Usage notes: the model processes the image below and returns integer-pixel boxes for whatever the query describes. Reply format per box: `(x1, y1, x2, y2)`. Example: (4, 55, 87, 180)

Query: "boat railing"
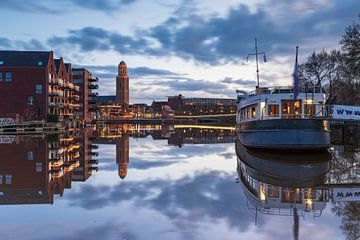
(246, 86, 323, 96)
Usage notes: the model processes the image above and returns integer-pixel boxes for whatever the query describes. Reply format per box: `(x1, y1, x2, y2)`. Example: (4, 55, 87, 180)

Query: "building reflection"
(94, 124, 237, 180)
(0, 130, 98, 205)
(235, 138, 360, 240)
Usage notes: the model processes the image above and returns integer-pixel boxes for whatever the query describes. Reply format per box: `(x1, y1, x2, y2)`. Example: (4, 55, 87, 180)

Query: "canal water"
(0, 125, 359, 240)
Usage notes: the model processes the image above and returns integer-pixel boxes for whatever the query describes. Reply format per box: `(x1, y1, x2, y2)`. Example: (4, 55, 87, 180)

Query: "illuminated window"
(0, 175, 2, 184)
(268, 104, 279, 116)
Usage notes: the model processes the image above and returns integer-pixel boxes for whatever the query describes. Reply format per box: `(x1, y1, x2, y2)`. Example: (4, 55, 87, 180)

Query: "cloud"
(65, 170, 254, 233)
(0, 37, 47, 50)
(42, 0, 360, 65)
(0, 0, 138, 14)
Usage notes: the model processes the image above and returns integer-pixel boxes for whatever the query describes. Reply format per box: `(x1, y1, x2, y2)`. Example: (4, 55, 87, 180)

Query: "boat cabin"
(236, 86, 326, 122)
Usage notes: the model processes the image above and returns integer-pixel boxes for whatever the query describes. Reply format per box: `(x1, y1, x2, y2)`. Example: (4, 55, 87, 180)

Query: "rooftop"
(0, 50, 51, 68)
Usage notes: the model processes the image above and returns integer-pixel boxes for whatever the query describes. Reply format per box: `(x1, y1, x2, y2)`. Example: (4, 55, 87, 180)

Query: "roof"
(0, 50, 51, 68)
(64, 63, 71, 71)
(119, 60, 126, 65)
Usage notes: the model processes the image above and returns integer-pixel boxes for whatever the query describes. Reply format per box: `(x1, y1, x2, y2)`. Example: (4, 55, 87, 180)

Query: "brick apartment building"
(72, 68, 99, 123)
(0, 51, 97, 124)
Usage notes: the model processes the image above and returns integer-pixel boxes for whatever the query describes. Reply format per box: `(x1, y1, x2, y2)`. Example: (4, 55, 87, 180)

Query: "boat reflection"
(236, 138, 360, 240)
(0, 129, 98, 205)
(236, 139, 331, 218)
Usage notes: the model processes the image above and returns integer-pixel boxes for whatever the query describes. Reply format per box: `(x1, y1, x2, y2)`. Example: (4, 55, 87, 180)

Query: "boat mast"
(247, 38, 267, 88)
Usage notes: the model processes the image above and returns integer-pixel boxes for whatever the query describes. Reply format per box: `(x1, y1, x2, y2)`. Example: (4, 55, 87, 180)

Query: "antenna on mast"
(247, 38, 267, 88)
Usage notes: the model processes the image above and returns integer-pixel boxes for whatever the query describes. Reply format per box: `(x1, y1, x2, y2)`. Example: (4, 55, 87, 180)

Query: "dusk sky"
(1, 0, 359, 103)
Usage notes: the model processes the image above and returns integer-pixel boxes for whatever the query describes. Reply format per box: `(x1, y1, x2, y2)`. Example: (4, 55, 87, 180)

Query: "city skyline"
(0, 0, 359, 103)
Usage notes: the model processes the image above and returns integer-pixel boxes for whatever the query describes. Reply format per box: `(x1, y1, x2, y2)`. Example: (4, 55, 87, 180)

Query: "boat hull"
(236, 119, 330, 150)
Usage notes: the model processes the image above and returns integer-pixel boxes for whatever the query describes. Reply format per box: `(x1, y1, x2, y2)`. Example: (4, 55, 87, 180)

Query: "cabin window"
(268, 104, 279, 116)
(281, 188, 302, 203)
(268, 185, 280, 198)
(251, 107, 256, 118)
(281, 100, 302, 119)
(304, 104, 315, 117)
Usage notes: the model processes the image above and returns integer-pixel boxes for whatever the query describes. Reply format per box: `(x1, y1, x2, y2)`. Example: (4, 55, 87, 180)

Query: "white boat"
(236, 85, 331, 149)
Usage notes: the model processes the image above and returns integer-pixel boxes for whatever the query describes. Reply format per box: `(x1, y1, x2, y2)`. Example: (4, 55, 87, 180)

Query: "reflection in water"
(0, 129, 98, 204)
(0, 125, 359, 240)
(94, 124, 237, 179)
(235, 138, 360, 240)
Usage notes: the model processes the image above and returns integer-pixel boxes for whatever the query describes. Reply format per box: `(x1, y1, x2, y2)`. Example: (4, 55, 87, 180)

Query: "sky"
(0, 0, 359, 103)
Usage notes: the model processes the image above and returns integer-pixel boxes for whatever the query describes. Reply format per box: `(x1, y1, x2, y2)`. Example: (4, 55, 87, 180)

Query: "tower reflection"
(0, 130, 98, 205)
(94, 124, 237, 180)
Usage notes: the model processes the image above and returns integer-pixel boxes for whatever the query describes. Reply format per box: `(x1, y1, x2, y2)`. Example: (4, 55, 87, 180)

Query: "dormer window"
(38, 61, 43, 66)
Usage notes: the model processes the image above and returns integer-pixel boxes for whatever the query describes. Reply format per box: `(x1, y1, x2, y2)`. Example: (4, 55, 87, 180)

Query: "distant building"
(72, 68, 99, 123)
(0, 51, 101, 124)
(167, 95, 237, 116)
(116, 61, 129, 108)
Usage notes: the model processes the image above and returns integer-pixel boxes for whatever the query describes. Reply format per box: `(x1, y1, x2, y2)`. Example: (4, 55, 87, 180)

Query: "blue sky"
(0, 0, 359, 103)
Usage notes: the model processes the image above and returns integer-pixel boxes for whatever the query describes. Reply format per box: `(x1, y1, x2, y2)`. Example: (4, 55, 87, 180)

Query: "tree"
(299, 50, 344, 92)
(340, 16, 360, 81)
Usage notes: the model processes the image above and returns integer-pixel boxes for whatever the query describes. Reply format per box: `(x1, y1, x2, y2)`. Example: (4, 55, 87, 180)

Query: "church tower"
(116, 61, 129, 107)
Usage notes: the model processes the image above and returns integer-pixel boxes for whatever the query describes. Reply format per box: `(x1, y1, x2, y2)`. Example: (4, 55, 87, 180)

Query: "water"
(0, 125, 359, 240)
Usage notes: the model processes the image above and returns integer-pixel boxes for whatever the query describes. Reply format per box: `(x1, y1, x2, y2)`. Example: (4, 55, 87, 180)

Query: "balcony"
(49, 102, 60, 108)
(88, 99, 97, 105)
(89, 144, 99, 149)
(89, 77, 99, 82)
(49, 79, 58, 85)
(49, 90, 64, 97)
(90, 152, 99, 157)
(89, 159, 99, 164)
(89, 84, 98, 89)
(69, 95, 80, 100)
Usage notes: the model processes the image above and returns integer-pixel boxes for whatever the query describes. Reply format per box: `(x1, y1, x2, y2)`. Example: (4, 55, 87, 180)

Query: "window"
(38, 61, 43, 66)
(72, 70, 83, 76)
(73, 79, 83, 84)
(5, 72, 12, 82)
(27, 96, 34, 106)
(5, 175, 12, 185)
(0, 72, 2, 82)
(0, 175, 2, 184)
(27, 151, 34, 160)
(36, 84, 43, 94)
(0, 60, 3, 65)
(26, 96, 34, 106)
(36, 162, 43, 172)
(268, 104, 279, 116)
